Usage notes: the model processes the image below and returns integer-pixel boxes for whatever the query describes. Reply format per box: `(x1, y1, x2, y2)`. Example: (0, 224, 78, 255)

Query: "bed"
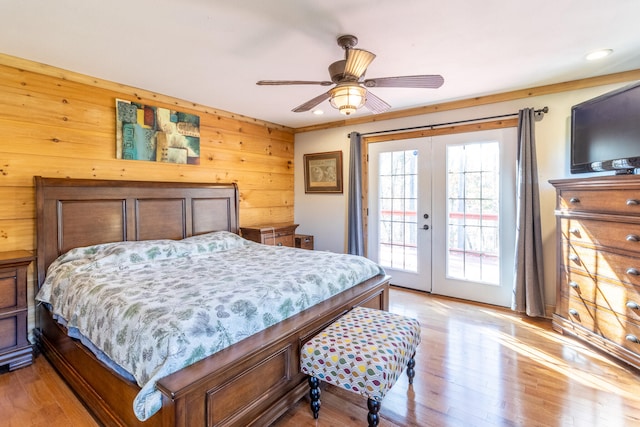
(34, 176, 390, 427)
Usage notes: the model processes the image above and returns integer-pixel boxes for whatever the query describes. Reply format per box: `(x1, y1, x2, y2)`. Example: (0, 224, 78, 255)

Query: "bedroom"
(1, 0, 640, 426)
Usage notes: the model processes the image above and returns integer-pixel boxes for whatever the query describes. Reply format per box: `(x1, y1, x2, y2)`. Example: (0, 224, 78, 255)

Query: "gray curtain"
(512, 108, 546, 317)
(347, 132, 364, 255)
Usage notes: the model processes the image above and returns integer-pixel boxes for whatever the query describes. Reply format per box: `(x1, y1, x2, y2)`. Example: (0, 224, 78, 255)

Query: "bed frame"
(34, 176, 390, 427)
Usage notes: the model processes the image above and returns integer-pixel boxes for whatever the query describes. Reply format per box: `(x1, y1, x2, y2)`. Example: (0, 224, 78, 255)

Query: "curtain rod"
(350, 106, 549, 138)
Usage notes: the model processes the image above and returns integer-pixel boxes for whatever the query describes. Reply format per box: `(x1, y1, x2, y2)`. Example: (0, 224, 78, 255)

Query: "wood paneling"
(0, 58, 295, 231)
(0, 54, 295, 334)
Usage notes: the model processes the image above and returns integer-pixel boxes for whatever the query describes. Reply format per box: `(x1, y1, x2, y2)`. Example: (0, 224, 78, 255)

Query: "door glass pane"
(446, 142, 500, 284)
(378, 150, 418, 272)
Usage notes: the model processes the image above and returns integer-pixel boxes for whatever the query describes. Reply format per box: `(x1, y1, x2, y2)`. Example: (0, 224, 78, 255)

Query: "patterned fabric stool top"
(300, 306, 421, 401)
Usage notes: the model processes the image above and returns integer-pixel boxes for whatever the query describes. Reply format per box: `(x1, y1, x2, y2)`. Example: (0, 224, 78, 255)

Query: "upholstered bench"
(300, 306, 421, 427)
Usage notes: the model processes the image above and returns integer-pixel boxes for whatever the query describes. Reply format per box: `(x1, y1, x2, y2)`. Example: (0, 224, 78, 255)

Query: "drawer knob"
(627, 199, 640, 206)
(569, 197, 580, 204)
(626, 268, 640, 276)
(625, 334, 640, 344)
(568, 308, 579, 317)
(277, 242, 283, 246)
(626, 234, 640, 242)
(568, 281, 579, 289)
(568, 254, 579, 262)
(626, 301, 640, 310)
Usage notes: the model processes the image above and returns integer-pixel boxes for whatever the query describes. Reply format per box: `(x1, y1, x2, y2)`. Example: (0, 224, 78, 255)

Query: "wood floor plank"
(1, 287, 640, 426)
(2, 355, 99, 426)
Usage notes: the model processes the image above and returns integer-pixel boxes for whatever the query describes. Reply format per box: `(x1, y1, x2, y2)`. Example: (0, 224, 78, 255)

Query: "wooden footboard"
(37, 274, 390, 427)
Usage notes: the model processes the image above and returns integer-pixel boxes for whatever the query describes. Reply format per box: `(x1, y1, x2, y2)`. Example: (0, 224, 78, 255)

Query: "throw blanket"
(36, 231, 384, 420)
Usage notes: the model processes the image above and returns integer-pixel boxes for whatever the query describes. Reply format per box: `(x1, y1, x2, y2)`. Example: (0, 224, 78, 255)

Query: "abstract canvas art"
(116, 99, 200, 165)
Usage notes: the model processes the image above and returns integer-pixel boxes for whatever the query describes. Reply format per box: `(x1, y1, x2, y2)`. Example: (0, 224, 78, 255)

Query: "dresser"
(240, 224, 299, 247)
(551, 175, 640, 369)
(0, 250, 34, 371)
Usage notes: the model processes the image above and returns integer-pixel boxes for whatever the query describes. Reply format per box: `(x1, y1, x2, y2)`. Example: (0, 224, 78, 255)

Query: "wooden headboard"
(35, 176, 239, 288)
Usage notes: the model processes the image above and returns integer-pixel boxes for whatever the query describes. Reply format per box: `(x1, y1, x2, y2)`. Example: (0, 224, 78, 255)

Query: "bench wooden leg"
(407, 353, 416, 384)
(308, 376, 321, 419)
(367, 398, 381, 427)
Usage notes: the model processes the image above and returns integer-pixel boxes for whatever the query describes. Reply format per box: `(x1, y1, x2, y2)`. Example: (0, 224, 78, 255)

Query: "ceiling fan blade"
(364, 75, 444, 88)
(344, 49, 376, 79)
(257, 80, 333, 86)
(292, 91, 331, 113)
(365, 90, 391, 114)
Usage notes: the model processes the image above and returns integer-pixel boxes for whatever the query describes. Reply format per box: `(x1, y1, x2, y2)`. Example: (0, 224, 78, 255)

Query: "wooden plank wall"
(0, 54, 295, 333)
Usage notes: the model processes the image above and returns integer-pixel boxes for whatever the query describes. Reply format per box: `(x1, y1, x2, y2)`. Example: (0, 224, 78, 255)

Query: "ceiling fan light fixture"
(329, 84, 366, 115)
(257, 35, 444, 115)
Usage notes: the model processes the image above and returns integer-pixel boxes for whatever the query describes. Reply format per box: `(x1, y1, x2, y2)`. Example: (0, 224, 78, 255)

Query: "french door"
(368, 128, 517, 307)
(368, 140, 432, 292)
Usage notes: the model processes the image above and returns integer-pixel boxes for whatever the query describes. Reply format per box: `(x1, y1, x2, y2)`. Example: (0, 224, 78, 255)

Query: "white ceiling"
(2, 0, 640, 129)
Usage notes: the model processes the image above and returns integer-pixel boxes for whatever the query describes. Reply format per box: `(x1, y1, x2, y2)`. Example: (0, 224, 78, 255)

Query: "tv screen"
(571, 81, 640, 174)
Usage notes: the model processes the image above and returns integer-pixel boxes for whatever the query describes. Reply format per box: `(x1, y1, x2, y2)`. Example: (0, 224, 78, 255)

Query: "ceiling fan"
(256, 34, 444, 116)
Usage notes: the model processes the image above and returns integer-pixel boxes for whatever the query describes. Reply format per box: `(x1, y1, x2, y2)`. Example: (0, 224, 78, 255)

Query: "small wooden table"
(294, 234, 314, 250)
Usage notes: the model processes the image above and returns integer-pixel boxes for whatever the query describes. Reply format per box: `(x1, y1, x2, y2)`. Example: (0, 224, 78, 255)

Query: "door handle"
(423, 224, 430, 230)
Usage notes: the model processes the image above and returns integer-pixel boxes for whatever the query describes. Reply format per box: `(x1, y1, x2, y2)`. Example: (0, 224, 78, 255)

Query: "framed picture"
(304, 151, 343, 193)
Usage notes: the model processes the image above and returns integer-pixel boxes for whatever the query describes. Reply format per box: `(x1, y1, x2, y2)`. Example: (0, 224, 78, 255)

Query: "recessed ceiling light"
(586, 49, 613, 61)
(312, 109, 324, 115)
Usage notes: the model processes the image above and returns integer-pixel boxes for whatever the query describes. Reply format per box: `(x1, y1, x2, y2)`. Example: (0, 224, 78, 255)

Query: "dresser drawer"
(269, 228, 296, 239)
(619, 318, 640, 354)
(0, 272, 18, 311)
(564, 297, 597, 332)
(562, 268, 640, 321)
(558, 188, 640, 215)
(0, 312, 28, 352)
(560, 268, 598, 305)
(562, 243, 640, 287)
(565, 297, 627, 346)
(561, 217, 640, 254)
(263, 234, 294, 247)
(566, 300, 640, 354)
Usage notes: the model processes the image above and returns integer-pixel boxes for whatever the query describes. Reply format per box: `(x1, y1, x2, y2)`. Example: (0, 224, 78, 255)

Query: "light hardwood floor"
(2, 287, 640, 426)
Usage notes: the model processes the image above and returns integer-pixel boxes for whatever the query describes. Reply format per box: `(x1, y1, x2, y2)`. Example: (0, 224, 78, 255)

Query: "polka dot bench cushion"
(300, 306, 421, 401)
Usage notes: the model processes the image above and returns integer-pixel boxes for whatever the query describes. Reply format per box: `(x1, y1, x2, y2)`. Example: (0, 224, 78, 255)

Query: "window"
(447, 142, 500, 284)
(378, 150, 418, 271)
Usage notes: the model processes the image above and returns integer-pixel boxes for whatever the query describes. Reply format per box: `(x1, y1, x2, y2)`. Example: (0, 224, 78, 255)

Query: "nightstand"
(240, 224, 299, 247)
(295, 234, 314, 250)
(0, 250, 34, 372)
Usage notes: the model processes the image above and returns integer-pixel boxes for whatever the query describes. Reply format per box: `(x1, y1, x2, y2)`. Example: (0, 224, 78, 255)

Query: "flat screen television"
(571, 81, 640, 174)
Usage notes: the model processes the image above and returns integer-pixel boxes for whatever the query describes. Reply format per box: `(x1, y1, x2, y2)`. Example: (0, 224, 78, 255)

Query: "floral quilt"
(36, 231, 384, 421)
